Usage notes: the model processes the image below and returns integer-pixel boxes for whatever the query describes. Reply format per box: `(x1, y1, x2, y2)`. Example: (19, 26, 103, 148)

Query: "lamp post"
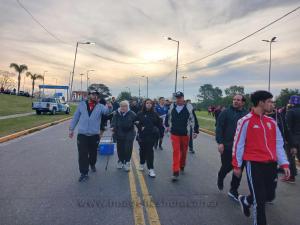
(70, 41, 95, 99)
(182, 75, 188, 93)
(142, 75, 149, 98)
(166, 36, 180, 93)
(262, 37, 277, 92)
(86, 69, 94, 91)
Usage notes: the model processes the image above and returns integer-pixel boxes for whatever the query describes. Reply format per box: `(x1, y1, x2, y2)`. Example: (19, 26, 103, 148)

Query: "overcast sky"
(1, 0, 300, 100)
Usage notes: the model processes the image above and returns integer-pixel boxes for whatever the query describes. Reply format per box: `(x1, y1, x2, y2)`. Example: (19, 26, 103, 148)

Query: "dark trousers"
(286, 146, 298, 178)
(116, 137, 134, 163)
(77, 134, 100, 175)
(189, 126, 193, 150)
(218, 149, 242, 191)
(139, 137, 155, 169)
(245, 161, 277, 225)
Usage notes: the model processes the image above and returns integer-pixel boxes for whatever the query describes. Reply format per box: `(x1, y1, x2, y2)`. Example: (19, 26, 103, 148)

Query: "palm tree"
(26, 72, 43, 98)
(9, 63, 28, 94)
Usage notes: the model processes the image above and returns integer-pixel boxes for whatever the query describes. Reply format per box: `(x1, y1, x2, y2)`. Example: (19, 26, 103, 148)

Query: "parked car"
(32, 97, 70, 115)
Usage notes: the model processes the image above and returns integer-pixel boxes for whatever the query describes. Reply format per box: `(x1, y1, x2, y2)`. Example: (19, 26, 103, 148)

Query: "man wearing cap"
(165, 91, 198, 181)
(69, 88, 112, 182)
(284, 95, 300, 183)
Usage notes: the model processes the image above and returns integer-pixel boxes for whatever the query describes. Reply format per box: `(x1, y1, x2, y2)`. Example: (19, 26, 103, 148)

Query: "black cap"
(174, 91, 184, 98)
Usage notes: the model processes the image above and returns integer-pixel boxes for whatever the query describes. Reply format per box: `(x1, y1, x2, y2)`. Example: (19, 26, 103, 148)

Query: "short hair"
(250, 90, 273, 107)
(234, 94, 246, 102)
(120, 100, 129, 107)
(159, 97, 164, 101)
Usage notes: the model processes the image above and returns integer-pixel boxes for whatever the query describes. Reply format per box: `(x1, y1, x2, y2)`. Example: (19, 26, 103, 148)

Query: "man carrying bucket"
(69, 87, 112, 182)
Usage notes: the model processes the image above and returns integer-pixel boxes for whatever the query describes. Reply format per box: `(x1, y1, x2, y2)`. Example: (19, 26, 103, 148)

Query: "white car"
(32, 98, 70, 115)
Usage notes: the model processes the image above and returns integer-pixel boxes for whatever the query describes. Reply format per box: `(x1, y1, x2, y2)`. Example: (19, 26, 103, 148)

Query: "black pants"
(116, 137, 134, 163)
(218, 149, 243, 191)
(286, 145, 298, 178)
(139, 137, 155, 169)
(245, 161, 278, 225)
(77, 134, 100, 175)
(189, 126, 193, 150)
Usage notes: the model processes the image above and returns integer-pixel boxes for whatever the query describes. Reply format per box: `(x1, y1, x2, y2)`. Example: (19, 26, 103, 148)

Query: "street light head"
(262, 40, 270, 42)
(271, 37, 277, 42)
(85, 42, 95, 45)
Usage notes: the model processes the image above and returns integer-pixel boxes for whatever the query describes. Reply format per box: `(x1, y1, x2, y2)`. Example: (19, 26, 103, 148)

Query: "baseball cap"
(174, 91, 184, 98)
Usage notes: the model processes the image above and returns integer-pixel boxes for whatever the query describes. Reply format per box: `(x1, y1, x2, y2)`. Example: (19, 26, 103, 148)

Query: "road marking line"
(132, 150, 161, 225)
(128, 164, 146, 225)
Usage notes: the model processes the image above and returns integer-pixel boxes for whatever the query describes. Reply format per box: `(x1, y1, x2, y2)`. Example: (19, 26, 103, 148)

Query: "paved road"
(0, 112, 35, 120)
(0, 121, 299, 225)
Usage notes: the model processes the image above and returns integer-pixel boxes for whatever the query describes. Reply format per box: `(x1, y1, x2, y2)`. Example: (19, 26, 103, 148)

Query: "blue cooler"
(98, 138, 114, 155)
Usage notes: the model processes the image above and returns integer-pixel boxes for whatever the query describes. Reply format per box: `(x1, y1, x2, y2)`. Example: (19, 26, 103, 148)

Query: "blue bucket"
(98, 143, 114, 155)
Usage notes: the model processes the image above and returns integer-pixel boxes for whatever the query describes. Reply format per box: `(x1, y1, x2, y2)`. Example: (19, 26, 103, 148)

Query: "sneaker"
(117, 161, 123, 169)
(180, 167, 185, 174)
(159, 146, 163, 150)
(148, 169, 156, 178)
(228, 189, 239, 202)
(217, 176, 224, 191)
(124, 162, 131, 172)
(171, 172, 179, 182)
(238, 195, 251, 218)
(281, 176, 295, 184)
(90, 165, 96, 172)
(266, 200, 275, 205)
(189, 149, 195, 154)
(138, 164, 145, 171)
(78, 174, 89, 182)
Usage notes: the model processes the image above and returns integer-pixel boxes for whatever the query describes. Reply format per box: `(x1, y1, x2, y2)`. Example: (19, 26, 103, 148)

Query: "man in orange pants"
(165, 91, 198, 181)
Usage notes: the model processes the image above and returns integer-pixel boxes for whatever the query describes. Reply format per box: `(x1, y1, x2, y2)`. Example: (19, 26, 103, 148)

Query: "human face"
(261, 98, 274, 113)
(159, 98, 165, 106)
(232, 95, 244, 109)
(176, 96, 185, 105)
(145, 100, 152, 110)
(89, 93, 98, 102)
(120, 103, 128, 113)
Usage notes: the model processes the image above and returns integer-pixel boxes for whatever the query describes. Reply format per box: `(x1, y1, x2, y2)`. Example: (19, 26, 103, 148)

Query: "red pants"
(171, 134, 189, 173)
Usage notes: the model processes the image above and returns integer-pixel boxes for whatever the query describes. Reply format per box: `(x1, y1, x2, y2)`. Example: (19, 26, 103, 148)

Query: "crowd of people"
(69, 86, 299, 225)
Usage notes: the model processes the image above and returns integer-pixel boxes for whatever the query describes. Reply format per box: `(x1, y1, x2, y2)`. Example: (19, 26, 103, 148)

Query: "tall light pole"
(262, 37, 277, 92)
(166, 36, 180, 93)
(86, 69, 94, 91)
(70, 41, 95, 99)
(42, 70, 47, 96)
(182, 76, 188, 93)
(142, 75, 149, 98)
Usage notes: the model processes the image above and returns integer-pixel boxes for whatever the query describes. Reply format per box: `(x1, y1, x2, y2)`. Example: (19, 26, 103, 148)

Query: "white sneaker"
(124, 162, 131, 172)
(138, 164, 145, 171)
(148, 169, 156, 178)
(117, 161, 123, 169)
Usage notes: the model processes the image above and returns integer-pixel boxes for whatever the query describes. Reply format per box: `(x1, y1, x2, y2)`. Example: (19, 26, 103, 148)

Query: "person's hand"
(233, 167, 242, 177)
(218, 144, 224, 154)
(192, 133, 197, 139)
(134, 121, 140, 125)
(283, 167, 291, 178)
(69, 130, 74, 139)
(141, 127, 145, 131)
(290, 148, 297, 156)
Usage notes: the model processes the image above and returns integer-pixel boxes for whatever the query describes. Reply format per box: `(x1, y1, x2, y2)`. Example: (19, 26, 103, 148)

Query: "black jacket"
(111, 110, 136, 140)
(135, 111, 160, 140)
(215, 106, 248, 149)
(286, 105, 300, 147)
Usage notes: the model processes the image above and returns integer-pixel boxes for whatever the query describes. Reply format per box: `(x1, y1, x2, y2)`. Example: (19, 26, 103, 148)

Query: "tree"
(26, 72, 43, 98)
(117, 91, 132, 102)
(224, 85, 245, 97)
(276, 88, 300, 107)
(9, 63, 28, 94)
(197, 84, 222, 109)
(0, 70, 16, 90)
(89, 83, 111, 99)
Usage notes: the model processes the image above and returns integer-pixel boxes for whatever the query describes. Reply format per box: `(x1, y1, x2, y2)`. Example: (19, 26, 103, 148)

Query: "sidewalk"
(0, 112, 35, 120)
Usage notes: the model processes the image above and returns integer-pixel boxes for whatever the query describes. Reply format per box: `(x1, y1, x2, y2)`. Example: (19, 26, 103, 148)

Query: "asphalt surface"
(0, 121, 299, 225)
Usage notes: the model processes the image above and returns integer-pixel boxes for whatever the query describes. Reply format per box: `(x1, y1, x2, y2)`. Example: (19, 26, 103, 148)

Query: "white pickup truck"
(32, 98, 70, 115)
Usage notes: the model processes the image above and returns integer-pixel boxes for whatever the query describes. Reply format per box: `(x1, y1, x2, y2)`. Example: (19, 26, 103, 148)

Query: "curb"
(0, 117, 71, 143)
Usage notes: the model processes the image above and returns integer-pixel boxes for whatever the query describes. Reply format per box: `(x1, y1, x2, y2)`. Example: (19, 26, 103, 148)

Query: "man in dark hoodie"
(215, 94, 248, 200)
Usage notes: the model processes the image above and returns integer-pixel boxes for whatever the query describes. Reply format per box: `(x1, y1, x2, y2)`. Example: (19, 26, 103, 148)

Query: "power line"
(180, 6, 300, 67)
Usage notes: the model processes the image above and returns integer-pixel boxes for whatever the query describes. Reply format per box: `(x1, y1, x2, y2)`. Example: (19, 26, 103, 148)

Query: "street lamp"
(141, 75, 149, 98)
(166, 36, 180, 93)
(182, 76, 188, 93)
(42, 70, 47, 96)
(86, 69, 94, 90)
(262, 37, 277, 92)
(70, 41, 95, 99)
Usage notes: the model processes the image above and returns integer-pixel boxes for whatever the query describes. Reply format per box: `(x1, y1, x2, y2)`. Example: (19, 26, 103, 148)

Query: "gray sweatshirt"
(69, 101, 111, 135)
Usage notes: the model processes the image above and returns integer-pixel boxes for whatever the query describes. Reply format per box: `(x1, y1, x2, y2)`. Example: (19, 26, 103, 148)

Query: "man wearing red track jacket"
(232, 90, 290, 225)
